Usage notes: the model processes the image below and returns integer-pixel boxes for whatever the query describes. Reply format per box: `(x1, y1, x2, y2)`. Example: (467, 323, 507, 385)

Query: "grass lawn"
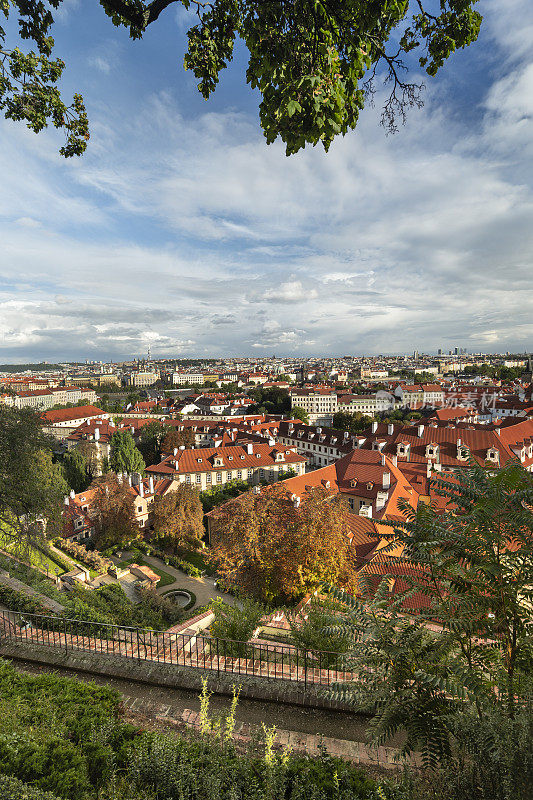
(148, 565, 175, 588)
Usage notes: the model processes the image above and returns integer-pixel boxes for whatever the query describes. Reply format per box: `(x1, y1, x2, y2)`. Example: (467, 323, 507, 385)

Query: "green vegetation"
(291, 406, 310, 424)
(200, 478, 250, 514)
(0, 660, 376, 800)
(210, 596, 265, 656)
(332, 411, 374, 434)
(0, 553, 64, 602)
(0, 584, 50, 614)
(109, 431, 145, 475)
(325, 461, 533, 768)
(247, 386, 290, 415)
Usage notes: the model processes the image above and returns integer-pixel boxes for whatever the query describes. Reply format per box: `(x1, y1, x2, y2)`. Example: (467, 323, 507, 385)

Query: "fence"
(0, 610, 353, 688)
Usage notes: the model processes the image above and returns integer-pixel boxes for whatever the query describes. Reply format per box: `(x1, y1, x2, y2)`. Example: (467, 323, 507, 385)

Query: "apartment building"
(289, 389, 338, 425)
(41, 406, 108, 439)
(125, 371, 160, 388)
(171, 372, 205, 385)
(4, 385, 97, 410)
(277, 420, 357, 467)
(146, 441, 306, 490)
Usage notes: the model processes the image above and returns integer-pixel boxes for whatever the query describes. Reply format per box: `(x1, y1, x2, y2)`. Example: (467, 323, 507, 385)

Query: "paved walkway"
(142, 554, 236, 609)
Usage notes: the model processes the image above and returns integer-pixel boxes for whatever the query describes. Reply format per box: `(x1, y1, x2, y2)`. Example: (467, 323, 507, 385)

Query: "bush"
(0, 774, 62, 800)
(210, 596, 265, 656)
(0, 584, 50, 615)
(53, 538, 113, 573)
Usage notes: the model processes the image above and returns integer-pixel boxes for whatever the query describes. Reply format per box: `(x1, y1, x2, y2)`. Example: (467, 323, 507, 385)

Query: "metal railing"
(0, 610, 353, 688)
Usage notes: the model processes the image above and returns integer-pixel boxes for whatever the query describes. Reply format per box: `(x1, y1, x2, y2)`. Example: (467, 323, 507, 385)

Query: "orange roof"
(146, 442, 306, 476)
(41, 405, 106, 423)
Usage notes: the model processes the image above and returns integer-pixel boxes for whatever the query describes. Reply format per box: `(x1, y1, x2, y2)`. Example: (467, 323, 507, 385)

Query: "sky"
(0, 0, 532, 362)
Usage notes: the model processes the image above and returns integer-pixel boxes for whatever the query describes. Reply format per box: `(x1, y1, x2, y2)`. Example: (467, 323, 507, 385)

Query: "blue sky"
(0, 0, 532, 361)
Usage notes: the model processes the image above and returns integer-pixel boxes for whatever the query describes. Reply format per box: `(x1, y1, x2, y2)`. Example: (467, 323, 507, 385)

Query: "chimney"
(132, 472, 141, 486)
(293, 496, 301, 509)
(139, 482, 144, 497)
(173, 448, 178, 456)
(268, 437, 275, 446)
(149, 476, 154, 494)
(382, 471, 390, 489)
(427, 462, 432, 478)
(246, 443, 254, 454)
(180, 445, 185, 450)
(64, 495, 69, 506)
(371, 421, 378, 433)
(94, 427, 100, 441)
(69, 489, 75, 499)
(387, 423, 394, 435)
(131, 426, 135, 434)
(128, 474, 132, 486)
(391, 454, 398, 467)
(117, 473, 123, 484)
(214, 439, 221, 447)
(418, 424, 425, 437)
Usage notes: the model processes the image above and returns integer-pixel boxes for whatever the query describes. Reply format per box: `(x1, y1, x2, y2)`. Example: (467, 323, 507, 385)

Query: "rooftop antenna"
(147, 344, 151, 362)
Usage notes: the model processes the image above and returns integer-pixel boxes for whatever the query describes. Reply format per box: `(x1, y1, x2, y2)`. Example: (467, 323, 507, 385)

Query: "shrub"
(0, 584, 50, 615)
(0, 773, 62, 800)
(210, 597, 265, 656)
(53, 538, 113, 573)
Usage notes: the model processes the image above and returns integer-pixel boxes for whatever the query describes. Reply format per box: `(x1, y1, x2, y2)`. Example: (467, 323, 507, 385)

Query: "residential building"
(146, 441, 306, 490)
(41, 406, 109, 439)
(289, 389, 338, 425)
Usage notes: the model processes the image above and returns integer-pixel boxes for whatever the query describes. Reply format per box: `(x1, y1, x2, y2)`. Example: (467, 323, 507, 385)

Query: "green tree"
(210, 596, 265, 656)
(333, 411, 373, 433)
(63, 448, 93, 493)
(1, 2, 482, 157)
(291, 406, 310, 424)
(136, 420, 167, 465)
(0, 406, 68, 548)
(326, 460, 533, 764)
(109, 430, 145, 475)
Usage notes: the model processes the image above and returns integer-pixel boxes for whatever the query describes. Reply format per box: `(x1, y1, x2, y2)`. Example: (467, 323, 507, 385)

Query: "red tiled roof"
(41, 405, 106, 423)
(146, 442, 306, 477)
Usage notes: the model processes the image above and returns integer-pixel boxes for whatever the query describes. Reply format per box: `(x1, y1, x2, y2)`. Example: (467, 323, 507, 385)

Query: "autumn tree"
(0, 406, 68, 549)
(1, 2, 482, 156)
(160, 426, 195, 454)
(109, 430, 145, 475)
(150, 485, 204, 549)
(209, 484, 354, 603)
(92, 474, 139, 550)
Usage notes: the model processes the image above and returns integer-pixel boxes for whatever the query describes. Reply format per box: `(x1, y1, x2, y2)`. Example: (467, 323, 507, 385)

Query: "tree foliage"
(209, 484, 354, 603)
(91, 474, 139, 549)
(110, 430, 146, 475)
(149, 484, 204, 548)
(160, 425, 195, 455)
(0, 406, 68, 548)
(2, 1, 482, 156)
(324, 460, 533, 765)
(136, 420, 167, 465)
(62, 442, 99, 492)
(209, 595, 265, 655)
(290, 406, 310, 424)
(333, 411, 374, 434)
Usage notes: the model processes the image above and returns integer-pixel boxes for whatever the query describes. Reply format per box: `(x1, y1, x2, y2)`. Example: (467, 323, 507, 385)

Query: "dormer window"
(214, 457, 223, 467)
(196, 458, 202, 463)
(228, 456, 233, 461)
(426, 443, 439, 459)
(486, 448, 499, 463)
(367, 482, 373, 491)
(396, 442, 410, 457)
(240, 455, 245, 459)
(256, 453, 261, 459)
(350, 479, 357, 488)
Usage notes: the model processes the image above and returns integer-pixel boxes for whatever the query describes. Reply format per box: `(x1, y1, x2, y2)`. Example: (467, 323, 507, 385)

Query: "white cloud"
(0, 0, 531, 358)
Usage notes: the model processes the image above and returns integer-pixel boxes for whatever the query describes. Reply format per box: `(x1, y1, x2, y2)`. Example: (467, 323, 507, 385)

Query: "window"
(247, 469, 253, 479)
(228, 456, 233, 461)
(216, 472, 222, 483)
(227, 471, 233, 479)
(137, 505, 143, 512)
(206, 474, 212, 483)
(237, 470, 242, 479)
(195, 474, 201, 483)
(185, 475, 191, 483)
(259, 469, 264, 477)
